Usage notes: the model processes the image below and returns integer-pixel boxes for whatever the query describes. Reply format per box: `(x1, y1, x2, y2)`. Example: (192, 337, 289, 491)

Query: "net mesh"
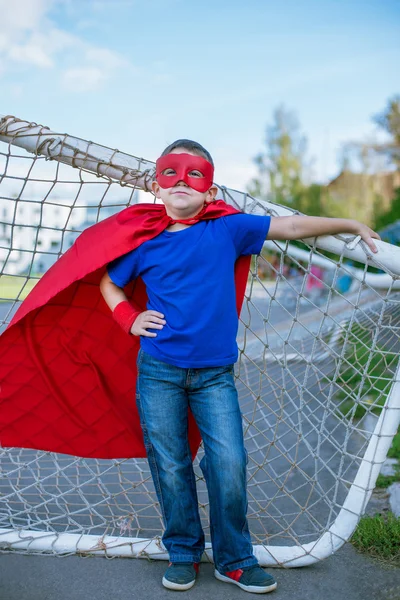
(0, 116, 399, 566)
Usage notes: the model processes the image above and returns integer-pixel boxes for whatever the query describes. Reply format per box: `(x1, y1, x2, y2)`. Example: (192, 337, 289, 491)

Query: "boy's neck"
(165, 223, 192, 232)
(163, 203, 205, 231)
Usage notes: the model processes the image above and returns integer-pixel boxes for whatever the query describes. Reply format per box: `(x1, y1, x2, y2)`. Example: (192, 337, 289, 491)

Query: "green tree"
(247, 105, 309, 209)
(373, 186, 400, 232)
(368, 96, 400, 232)
(350, 95, 400, 172)
(373, 95, 400, 148)
(297, 183, 326, 216)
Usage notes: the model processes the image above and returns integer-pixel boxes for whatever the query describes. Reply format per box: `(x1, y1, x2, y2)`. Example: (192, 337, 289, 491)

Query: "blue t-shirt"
(107, 213, 271, 368)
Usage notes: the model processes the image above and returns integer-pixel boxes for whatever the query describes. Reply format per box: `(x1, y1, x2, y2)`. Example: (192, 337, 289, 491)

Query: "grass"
(0, 274, 42, 302)
(331, 327, 400, 463)
(333, 336, 396, 420)
(323, 323, 398, 428)
(351, 512, 400, 566)
(388, 427, 400, 459)
(375, 453, 400, 488)
(331, 323, 400, 565)
(375, 435, 400, 487)
(376, 472, 400, 488)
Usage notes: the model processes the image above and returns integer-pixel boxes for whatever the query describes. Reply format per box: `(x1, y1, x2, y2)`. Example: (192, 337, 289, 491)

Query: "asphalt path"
(0, 542, 399, 600)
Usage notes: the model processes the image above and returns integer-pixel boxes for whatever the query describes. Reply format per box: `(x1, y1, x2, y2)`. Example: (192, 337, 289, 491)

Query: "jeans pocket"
(226, 364, 235, 379)
(217, 364, 234, 375)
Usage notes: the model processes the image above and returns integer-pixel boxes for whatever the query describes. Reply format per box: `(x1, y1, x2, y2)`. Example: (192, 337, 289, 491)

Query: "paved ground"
(0, 541, 399, 600)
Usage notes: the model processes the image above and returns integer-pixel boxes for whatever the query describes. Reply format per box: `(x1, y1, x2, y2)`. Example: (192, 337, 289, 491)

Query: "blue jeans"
(135, 348, 258, 573)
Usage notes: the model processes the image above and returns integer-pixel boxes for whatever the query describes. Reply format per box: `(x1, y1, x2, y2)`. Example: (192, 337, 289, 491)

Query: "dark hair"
(160, 139, 214, 167)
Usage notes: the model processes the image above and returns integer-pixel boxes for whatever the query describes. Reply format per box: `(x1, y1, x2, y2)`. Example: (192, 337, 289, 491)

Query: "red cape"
(0, 200, 252, 459)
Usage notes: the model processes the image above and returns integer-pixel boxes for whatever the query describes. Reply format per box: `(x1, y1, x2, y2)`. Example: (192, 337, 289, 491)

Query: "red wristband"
(112, 301, 141, 335)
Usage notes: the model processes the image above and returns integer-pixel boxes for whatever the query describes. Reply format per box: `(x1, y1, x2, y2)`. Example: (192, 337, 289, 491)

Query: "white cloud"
(0, 0, 50, 32)
(60, 46, 130, 92)
(0, 0, 133, 92)
(8, 39, 54, 68)
(0, 0, 53, 61)
(61, 67, 107, 92)
(84, 47, 128, 71)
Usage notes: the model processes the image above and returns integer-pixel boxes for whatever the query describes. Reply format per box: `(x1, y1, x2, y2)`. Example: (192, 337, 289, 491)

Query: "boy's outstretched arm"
(266, 216, 381, 253)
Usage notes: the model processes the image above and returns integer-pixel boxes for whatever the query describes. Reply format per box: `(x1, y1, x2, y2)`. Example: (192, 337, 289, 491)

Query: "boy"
(100, 140, 380, 593)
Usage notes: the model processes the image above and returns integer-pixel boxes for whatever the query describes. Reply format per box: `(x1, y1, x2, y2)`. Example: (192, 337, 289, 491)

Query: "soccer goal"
(0, 115, 399, 567)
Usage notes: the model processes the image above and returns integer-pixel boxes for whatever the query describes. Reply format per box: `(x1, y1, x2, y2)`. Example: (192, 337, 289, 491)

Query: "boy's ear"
(151, 180, 161, 198)
(206, 184, 218, 202)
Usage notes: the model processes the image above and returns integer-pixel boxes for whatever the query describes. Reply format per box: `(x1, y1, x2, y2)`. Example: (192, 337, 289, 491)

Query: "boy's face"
(151, 148, 218, 219)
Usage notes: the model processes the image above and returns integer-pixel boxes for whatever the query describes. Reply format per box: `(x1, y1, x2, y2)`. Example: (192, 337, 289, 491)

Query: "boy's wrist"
(112, 301, 141, 335)
(344, 219, 359, 234)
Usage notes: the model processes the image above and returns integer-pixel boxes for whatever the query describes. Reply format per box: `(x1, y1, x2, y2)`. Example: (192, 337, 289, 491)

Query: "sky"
(1, 0, 399, 192)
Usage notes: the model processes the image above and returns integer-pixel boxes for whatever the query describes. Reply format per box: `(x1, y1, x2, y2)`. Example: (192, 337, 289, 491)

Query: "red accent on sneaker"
(225, 568, 244, 582)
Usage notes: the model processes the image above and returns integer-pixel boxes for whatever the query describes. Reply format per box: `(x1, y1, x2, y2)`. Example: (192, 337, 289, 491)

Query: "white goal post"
(0, 115, 399, 567)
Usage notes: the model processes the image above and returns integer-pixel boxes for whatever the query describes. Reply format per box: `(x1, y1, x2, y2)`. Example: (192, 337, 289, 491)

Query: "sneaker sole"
(162, 575, 196, 591)
(214, 569, 277, 593)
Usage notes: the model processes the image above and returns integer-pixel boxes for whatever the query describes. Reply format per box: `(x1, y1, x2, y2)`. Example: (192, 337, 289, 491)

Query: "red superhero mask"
(155, 153, 214, 193)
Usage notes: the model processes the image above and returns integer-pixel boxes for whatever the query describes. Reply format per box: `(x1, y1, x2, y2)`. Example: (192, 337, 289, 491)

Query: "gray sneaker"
(215, 564, 277, 593)
(162, 561, 200, 591)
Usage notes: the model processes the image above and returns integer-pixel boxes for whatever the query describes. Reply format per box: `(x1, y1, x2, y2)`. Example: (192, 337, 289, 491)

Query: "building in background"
(0, 188, 145, 276)
(323, 169, 400, 226)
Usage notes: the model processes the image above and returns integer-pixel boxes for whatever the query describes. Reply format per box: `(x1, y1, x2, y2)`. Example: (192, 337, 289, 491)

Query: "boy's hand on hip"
(352, 221, 381, 253)
(130, 311, 166, 337)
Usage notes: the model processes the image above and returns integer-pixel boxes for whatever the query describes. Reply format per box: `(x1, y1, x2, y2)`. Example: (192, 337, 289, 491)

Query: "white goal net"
(0, 115, 399, 567)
